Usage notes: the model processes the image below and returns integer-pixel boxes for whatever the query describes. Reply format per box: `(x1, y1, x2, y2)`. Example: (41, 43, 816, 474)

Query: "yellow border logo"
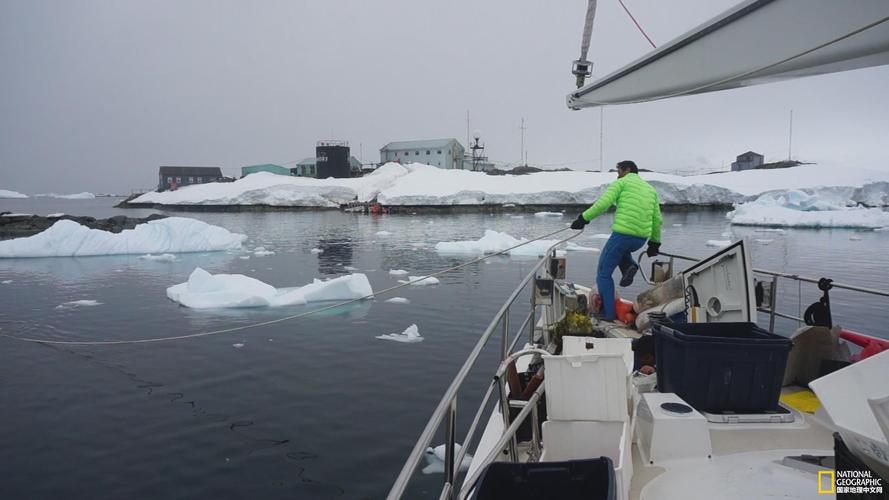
(818, 470, 835, 494)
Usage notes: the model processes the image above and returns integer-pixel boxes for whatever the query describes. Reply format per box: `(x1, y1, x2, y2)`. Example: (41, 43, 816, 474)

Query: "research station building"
(157, 166, 224, 191)
(380, 139, 465, 169)
(731, 151, 765, 171)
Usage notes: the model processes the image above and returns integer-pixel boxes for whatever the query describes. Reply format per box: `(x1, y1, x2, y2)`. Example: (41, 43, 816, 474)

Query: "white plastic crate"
(540, 420, 633, 500)
(562, 337, 634, 375)
(543, 348, 630, 422)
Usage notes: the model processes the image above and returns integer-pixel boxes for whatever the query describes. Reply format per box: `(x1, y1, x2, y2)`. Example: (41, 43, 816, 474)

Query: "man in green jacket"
(570, 160, 663, 321)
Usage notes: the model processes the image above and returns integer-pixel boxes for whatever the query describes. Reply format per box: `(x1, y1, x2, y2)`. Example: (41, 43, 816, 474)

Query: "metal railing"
(647, 250, 889, 333)
(386, 230, 582, 500)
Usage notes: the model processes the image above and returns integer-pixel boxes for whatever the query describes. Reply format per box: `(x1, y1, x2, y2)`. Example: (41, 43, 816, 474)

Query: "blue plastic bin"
(470, 457, 616, 500)
(653, 322, 792, 412)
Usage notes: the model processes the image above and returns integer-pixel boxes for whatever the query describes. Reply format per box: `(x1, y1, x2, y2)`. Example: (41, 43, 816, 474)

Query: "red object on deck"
(615, 298, 636, 325)
(840, 329, 889, 361)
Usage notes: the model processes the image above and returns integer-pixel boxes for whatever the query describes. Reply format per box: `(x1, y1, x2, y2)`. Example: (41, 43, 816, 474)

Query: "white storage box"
(540, 420, 633, 500)
(562, 337, 634, 375)
(810, 349, 889, 478)
(543, 347, 630, 422)
(635, 392, 712, 466)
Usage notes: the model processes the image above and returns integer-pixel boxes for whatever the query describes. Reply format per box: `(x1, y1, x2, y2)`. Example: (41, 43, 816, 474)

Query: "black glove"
(646, 241, 661, 257)
(570, 215, 588, 230)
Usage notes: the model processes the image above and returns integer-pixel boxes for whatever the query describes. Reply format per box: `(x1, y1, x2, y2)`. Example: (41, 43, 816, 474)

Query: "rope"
(0, 227, 574, 346)
(579, 0, 599, 61)
(617, 0, 656, 49)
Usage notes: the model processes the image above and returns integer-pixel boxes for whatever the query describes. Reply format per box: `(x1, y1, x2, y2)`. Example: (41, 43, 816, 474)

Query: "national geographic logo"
(819, 469, 885, 495)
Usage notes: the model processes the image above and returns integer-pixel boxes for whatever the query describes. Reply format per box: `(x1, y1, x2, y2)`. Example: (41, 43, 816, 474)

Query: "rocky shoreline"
(0, 213, 168, 239)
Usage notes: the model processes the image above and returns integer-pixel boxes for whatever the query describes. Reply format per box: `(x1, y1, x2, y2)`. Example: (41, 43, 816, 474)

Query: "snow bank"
(728, 189, 889, 228)
(0, 217, 246, 258)
(435, 230, 595, 257)
(166, 267, 373, 309)
(35, 192, 96, 199)
(0, 189, 28, 199)
(376, 324, 423, 343)
(127, 162, 889, 208)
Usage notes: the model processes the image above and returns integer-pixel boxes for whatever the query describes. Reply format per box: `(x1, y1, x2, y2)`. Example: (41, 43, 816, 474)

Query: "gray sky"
(2, 0, 888, 194)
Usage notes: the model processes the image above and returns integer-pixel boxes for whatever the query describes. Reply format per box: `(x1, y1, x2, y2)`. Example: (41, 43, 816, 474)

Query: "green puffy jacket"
(581, 173, 662, 242)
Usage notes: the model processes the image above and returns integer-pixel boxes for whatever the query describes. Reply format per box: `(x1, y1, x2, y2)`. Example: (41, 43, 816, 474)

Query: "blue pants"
(597, 232, 646, 320)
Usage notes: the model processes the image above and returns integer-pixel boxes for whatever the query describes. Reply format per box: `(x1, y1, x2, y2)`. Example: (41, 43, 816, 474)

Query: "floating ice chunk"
(672, 223, 683, 227)
(310, 248, 323, 254)
(565, 243, 599, 252)
(399, 276, 440, 286)
(754, 239, 774, 245)
(344, 266, 358, 271)
(1, 280, 11, 284)
(510, 215, 524, 219)
(375, 230, 392, 236)
(0, 189, 28, 199)
(590, 233, 610, 239)
(232, 343, 245, 349)
(0, 217, 246, 258)
(436, 230, 579, 258)
(56, 300, 103, 309)
(534, 211, 563, 217)
(388, 269, 409, 276)
(502, 203, 516, 208)
(239, 256, 251, 260)
(755, 228, 786, 233)
(421, 443, 472, 474)
(253, 246, 275, 256)
(166, 267, 374, 309)
(849, 235, 863, 241)
(376, 323, 424, 343)
(706, 240, 732, 247)
(385, 297, 410, 304)
(728, 191, 889, 228)
(139, 253, 177, 262)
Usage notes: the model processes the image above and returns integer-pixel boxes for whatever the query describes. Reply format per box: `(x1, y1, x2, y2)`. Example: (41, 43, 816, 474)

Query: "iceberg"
(0, 217, 246, 258)
(166, 267, 374, 309)
(376, 324, 423, 343)
(0, 189, 28, 199)
(729, 189, 889, 228)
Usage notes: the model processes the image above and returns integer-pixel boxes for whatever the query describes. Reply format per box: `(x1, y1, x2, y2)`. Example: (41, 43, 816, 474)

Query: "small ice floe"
(421, 443, 473, 474)
(232, 343, 245, 349)
(534, 211, 563, 218)
(139, 253, 177, 262)
(849, 235, 863, 241)
(310, 248, 323, 254)
(672, 223, 683, 227)
(590, 233, 610, 239)
(721, 231, 732, 237)
(56, 300, 103, 309)
(875, 227, 888, 232)
(389, 269, 409, 276)
(754, 239, 774, 245)
(502, 203, 516, 208)
(239, 256, 251, 260)
(399, 276, 440, 286)
(344, 266, 359, 271)
(705, 240, 732, 247)
(385, 297, 410, 304)
(1, 280, 12, 284)
(376, 324, 423, 343)
(755, 228, 786, 233)
(375, 230, 392, 236)
(253, 246, 275, 256)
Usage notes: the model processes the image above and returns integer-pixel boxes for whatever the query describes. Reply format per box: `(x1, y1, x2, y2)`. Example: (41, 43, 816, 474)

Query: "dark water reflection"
(0, 200, 887, 499)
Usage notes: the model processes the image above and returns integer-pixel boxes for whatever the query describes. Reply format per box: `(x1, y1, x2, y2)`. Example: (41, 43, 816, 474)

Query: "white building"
(380, 138, 465, 169)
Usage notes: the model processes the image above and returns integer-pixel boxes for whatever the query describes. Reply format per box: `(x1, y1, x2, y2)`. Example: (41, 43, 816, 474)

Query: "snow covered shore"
(728, 188, 889, 228)
(130, 163, 889, 209)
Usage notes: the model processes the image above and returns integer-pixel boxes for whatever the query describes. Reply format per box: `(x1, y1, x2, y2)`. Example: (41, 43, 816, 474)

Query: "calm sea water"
(1, 198, 887, 499)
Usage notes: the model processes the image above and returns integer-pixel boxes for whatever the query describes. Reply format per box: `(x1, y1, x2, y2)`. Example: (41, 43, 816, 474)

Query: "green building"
(240, 164, 292, 177)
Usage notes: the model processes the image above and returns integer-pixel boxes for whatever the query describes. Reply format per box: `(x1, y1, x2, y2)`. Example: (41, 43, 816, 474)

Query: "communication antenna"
(470, 130, 488, 172)
(520, 118, 527, 166)
(787, 109, 793, 161)
(599, 107, 605, 172)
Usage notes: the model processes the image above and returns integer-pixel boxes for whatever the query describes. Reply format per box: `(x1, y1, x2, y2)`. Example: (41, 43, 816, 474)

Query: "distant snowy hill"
(0, 189, 28, 199)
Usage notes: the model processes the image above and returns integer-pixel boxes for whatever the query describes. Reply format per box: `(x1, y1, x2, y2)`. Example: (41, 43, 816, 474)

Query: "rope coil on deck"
(1, 227, 574, 346)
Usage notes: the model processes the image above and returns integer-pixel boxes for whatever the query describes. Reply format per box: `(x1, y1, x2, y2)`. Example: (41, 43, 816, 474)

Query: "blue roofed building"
(380, 138, 465, 170)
